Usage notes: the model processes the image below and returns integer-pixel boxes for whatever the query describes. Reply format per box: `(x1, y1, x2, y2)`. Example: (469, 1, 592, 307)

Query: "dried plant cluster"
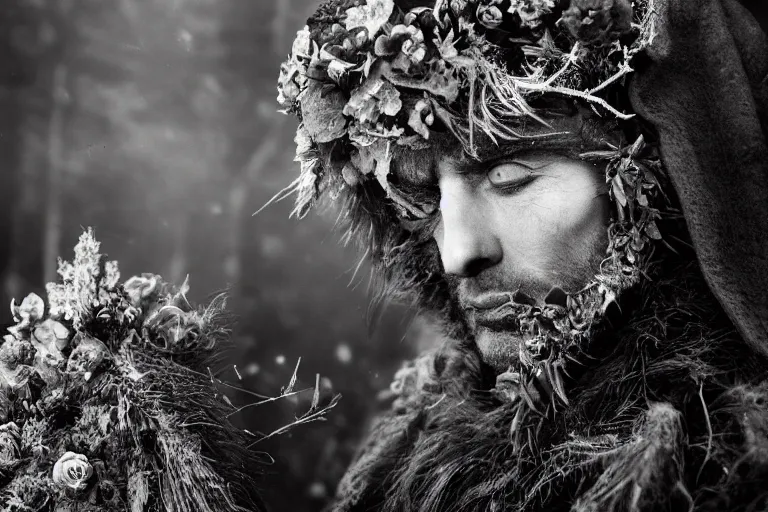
(0, 230, 338, 512)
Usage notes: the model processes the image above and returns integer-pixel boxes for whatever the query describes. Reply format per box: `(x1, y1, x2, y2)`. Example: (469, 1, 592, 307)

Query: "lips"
(464, 293, 515, 310)
(463, 293, 525, 331)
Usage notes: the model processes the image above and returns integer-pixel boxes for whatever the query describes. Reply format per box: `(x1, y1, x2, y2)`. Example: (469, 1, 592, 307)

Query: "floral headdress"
(277, 0, 670, 408)
(277, 0, 657, 218)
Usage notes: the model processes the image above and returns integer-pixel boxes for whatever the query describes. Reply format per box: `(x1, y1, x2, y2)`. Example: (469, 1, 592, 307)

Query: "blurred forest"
(0, 1, 430, 510)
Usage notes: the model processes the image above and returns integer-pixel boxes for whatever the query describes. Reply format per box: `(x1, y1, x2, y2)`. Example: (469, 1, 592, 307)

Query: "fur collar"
(330, 259, 768, 512)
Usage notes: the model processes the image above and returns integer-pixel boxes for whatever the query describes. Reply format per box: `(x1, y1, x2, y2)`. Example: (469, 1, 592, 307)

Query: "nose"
(436, 181, 502, 277)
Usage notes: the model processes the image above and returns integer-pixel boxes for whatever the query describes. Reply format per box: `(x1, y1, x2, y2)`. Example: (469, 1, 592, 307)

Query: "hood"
(629, 0, 768, 357)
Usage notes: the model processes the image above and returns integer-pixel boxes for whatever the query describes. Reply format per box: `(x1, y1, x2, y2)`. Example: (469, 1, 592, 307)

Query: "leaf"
(383, 64, 460, 102)
(300, 83, 348, 143)
(645, 221, 662, 240)
(283, 358, 301, 395)
(344, 0, 395, 38)
(629, 134, 645, 157)
(611, 174, 628, 207)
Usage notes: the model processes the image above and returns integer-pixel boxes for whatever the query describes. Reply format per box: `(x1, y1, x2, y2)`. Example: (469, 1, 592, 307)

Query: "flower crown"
(277, 0, 657, 219)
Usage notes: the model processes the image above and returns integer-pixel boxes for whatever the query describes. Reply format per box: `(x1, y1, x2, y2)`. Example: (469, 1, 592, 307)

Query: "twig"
(225, 387, 314, 418)
(516, 82, 635, 120)
(696, 380, 713, 484)
(540, 42, 580, 88)
(246, 394, 342, 447)
(588, 62, 634, 95)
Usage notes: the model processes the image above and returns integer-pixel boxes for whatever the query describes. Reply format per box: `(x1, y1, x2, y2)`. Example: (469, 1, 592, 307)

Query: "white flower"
(344, 0, 395, 38)
(11, 293, 45, 324)
(123, 274, 160, 307)
(0, 422, 20, 468)
(291, 26, 311, 58)
(509, 0, 555, 28)
(53, 452, 93, 491)
(34, 319, 70, 353)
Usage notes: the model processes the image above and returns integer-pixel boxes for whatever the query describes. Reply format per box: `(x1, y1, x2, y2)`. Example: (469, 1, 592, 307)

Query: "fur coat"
(327, 1, 768, 511)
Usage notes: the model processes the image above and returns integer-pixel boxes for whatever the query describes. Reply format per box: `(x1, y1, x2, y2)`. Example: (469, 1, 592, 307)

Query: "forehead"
(391, 129, 591, 187)
(389, 108, 602, 187)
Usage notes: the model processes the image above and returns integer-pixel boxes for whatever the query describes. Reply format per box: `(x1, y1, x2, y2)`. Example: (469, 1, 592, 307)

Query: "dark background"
(0, 1, 429, 510)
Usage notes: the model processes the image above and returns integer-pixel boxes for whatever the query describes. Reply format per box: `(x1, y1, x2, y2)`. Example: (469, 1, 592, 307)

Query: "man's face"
(432, 147, 611, 373)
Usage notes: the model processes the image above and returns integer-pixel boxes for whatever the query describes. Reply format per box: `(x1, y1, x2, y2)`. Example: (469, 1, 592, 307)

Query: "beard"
(445, 233, 609, 374)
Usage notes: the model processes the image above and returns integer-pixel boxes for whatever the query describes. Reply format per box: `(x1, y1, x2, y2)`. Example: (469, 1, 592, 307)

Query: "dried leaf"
(283, 358, 301, 395)
(629, 134, 645, 157)
(344, 76, 403, 124)
(300, 83, 348, 143)
(326, 58, 356, 83)
(383, 64, 460, 102)
(611, 174, 627, 207)
(645, 221, 662, 240)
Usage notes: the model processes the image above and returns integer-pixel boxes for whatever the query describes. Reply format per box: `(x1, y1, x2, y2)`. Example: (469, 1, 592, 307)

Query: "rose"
(477, 4, 504, 29)
(67, 335, 110, 382)
(123, 273, 161, 307)
(561, 0, 633, 47)
(0, 422, 20, 469)
(508, 0, 555, 29)
(374, 24, 427, 70)
(53, 452, 93, 491)
(10, 293, 45, 327)
(34, 319, 70, 354)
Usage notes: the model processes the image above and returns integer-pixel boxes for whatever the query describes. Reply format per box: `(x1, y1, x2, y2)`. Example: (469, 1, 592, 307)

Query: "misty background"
(0, 1, 434, 510)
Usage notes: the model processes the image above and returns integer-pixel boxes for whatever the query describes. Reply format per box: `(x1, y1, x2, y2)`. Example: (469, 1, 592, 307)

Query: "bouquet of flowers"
(0, 229, 293, 511)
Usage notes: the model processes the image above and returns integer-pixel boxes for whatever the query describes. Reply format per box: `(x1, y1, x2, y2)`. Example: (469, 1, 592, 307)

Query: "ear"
(630, 0, 768, 356)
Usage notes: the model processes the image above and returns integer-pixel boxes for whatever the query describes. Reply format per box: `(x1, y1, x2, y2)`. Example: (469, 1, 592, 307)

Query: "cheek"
(548, 178, 609, 243)
(491, 172, 609, 265)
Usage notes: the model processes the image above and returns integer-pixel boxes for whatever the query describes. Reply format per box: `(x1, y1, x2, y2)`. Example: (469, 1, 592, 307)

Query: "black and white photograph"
(0, 0, 767, 511)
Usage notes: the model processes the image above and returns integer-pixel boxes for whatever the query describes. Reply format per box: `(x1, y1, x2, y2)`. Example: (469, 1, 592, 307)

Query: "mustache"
(446, 274, 551, 311)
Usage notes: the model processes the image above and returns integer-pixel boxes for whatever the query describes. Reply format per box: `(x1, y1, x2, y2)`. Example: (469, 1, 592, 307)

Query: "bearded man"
(276, 0, 768, 510)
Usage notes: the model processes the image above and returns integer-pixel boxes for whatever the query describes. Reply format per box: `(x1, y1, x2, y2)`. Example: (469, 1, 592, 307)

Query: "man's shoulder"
(329, 340, 484, 511)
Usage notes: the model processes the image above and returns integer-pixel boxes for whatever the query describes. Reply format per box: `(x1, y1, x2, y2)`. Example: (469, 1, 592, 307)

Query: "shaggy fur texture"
(330, 249, 768, 512)
(314, 1, 768, 511)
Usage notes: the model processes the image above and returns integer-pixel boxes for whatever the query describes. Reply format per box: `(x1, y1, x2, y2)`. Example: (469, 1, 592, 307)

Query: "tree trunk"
(225, 125, 282, 291)
(43, 64, 68, 285)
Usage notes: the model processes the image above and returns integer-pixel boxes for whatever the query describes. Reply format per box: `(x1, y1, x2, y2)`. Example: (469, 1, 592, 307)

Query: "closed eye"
(487, 162, 540, 192)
